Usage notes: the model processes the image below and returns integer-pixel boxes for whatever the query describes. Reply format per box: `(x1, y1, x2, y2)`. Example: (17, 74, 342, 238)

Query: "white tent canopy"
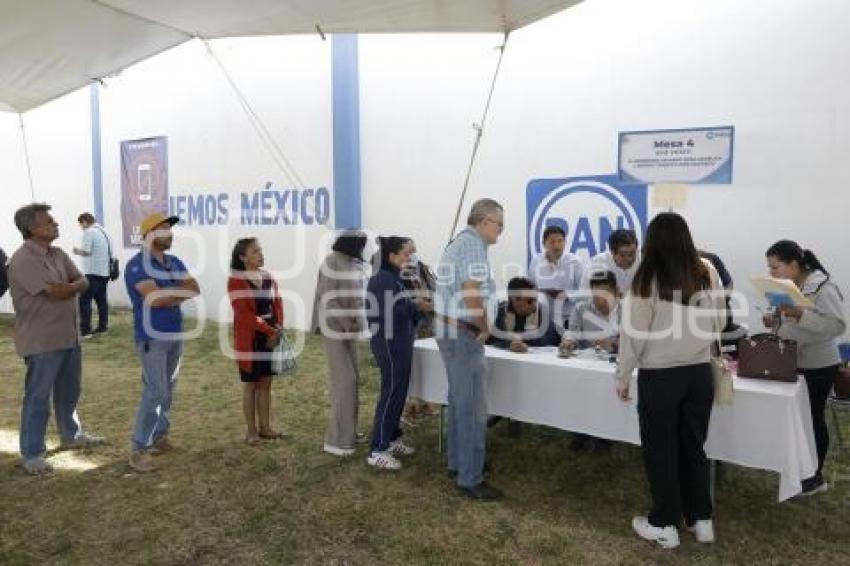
(0, 0, 581, 112)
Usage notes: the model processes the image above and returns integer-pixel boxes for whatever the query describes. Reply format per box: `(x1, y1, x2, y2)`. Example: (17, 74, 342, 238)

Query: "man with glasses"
(8, 203, 105, 475)
(434, 198, 503, 500)
(125, 212, 200, 472)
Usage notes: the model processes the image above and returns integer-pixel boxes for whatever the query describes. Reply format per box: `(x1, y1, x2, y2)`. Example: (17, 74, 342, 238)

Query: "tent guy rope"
(446, 31, 511, 244)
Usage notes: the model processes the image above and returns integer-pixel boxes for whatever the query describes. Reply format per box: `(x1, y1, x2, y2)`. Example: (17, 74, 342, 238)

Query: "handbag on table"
(736, 333, 798, 383)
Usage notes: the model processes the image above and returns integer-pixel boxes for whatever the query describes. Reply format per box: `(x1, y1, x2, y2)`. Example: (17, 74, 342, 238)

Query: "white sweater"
(776, 270, 845, 369)
(616, 260, 725, 384)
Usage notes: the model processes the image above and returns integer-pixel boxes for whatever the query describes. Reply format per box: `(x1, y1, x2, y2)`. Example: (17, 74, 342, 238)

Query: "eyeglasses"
(485, 217, 504, 231)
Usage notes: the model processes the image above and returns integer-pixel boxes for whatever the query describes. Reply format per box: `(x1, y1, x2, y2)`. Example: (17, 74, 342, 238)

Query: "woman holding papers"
(763, 240, 846, 496)
(616, 213, 725, 550)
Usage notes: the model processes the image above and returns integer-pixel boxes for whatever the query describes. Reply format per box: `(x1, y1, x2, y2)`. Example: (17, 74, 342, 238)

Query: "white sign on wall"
(618, 126, 734, 184)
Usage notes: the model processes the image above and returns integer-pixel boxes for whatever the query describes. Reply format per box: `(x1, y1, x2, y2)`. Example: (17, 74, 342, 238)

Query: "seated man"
(486, 277, 562, 436)
(488, 277, 562, 352)
(562, 270, 621, 354)
(560, 270, 621, 452)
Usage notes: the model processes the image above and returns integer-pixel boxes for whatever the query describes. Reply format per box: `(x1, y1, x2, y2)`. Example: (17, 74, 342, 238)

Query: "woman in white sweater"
(763, 240, 846, 496)
(616, 213, 725, 550)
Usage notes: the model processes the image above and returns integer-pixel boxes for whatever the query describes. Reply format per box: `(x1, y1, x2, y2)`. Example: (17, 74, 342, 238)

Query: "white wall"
(1, 37, 334, 327)
(97, 36, 334, 329)
(359, 0, 850, 337)
(1, 0, 848, 337)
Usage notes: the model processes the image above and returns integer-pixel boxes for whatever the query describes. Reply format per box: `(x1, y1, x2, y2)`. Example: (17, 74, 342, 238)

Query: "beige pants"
(323, 337, 360, 449)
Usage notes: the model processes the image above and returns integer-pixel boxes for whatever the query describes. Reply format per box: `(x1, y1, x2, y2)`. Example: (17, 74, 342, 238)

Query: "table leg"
(709, 459, 717, 504)
(438, 405, 445, 454)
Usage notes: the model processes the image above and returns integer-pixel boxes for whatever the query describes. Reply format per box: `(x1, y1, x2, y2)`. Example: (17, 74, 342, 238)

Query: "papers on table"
(527, 346, 558, 354)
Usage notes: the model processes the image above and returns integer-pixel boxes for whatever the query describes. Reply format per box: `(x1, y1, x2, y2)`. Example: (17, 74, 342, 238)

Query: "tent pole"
(446, 31, 510, 244)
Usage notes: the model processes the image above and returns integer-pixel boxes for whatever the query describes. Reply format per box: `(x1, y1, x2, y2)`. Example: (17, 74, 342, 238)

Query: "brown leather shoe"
(150, 436, 175, 455)
(129, 451, 155, 473)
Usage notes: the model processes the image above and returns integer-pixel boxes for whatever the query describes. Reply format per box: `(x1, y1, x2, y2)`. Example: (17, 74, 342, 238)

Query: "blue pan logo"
(526, 175, 648, 262)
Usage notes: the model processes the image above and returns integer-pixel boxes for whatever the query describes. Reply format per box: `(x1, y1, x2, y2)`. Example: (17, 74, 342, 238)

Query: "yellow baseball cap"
(140, 212, 180, 237)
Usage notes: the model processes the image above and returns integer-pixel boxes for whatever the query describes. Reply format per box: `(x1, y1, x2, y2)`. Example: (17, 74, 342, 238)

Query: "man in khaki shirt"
(8, 203, 105, 474)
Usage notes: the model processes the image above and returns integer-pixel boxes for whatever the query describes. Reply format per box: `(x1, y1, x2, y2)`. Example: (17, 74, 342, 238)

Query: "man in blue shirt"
(73, 212, 112, 337)
(434, 198, 503, 501)
(125, 212, 200, 472)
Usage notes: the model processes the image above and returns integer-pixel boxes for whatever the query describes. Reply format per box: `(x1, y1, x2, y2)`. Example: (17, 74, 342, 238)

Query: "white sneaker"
(388, 439, 416, 457)
(22, 456, 53, 475)
(60, 433, 106, 450)
(323, 444, 355, 457)
(686, 519, 715, 543)
(367, 450, 402, 470)
(632, 516, 680, 549)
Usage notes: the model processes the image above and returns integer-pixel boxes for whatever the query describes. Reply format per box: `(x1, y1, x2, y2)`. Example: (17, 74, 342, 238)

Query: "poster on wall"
(120, 136, 168, 247)
(526, 174, 648, 263)
(618, 126, 734, 184)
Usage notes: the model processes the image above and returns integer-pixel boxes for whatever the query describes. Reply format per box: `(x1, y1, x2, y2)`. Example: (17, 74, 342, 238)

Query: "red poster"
(120, 136, 168, 247)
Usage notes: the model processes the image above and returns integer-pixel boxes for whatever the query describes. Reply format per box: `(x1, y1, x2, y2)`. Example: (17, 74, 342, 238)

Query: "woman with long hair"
(616, 213, 725, 549)
(763, 240, 845, 495)
(227, 237, 285, 445)
(310, 231, 368, 456)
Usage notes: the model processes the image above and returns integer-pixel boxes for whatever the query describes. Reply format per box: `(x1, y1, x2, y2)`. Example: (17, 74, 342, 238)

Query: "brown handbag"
(737, 333, 798, 382)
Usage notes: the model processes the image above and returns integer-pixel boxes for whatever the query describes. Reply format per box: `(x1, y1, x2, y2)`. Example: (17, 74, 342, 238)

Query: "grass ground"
(1, 310, 849, 565)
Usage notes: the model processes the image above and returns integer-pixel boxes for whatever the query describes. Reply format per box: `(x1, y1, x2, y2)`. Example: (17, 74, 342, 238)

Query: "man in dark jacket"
(486, 277, 562, 436)
(488, 277, 562, 351)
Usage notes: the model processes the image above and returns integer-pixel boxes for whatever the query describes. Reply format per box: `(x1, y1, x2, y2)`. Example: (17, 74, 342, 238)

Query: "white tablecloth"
(409, 339, 818, 502)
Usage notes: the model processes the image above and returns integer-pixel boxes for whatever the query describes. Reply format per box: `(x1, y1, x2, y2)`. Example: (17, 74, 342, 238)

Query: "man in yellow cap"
(125, 212, 200, 472)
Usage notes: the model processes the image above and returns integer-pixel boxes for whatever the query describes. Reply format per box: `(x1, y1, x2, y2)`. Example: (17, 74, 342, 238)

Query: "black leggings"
(801, 365, 839, 477)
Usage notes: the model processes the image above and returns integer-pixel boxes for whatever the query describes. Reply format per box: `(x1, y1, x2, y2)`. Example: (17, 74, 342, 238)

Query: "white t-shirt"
(587, 250, 640, 296)
(528, 251, 587, 319)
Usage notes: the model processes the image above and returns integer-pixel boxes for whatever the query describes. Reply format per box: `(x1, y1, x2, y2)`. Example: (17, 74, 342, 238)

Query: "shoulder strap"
(93, 226, 113, 261)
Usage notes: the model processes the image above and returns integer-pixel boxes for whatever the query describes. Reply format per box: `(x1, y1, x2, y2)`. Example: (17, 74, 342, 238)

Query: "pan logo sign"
(526, 175, 648, 261)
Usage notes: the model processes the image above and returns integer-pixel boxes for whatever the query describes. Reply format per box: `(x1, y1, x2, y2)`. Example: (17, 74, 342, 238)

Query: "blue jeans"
(131, 340, 182, 452)
(436, 333, 488, 488)
(79, 274, 109, 334)
(20, 347, 83, 459)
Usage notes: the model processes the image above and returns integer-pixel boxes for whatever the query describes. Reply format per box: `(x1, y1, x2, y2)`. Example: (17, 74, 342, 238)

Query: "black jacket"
(487, 300, 561, 349)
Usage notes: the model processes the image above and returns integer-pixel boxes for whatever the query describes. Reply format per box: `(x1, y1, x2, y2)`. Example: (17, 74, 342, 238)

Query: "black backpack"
(0, 247, 8, 298)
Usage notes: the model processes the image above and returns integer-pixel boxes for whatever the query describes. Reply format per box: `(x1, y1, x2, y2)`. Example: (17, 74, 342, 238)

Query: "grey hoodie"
(777, 270, 846, 369)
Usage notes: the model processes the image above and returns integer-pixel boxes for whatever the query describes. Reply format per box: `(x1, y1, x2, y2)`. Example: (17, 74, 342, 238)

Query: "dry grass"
(1, 311, 849, 565)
